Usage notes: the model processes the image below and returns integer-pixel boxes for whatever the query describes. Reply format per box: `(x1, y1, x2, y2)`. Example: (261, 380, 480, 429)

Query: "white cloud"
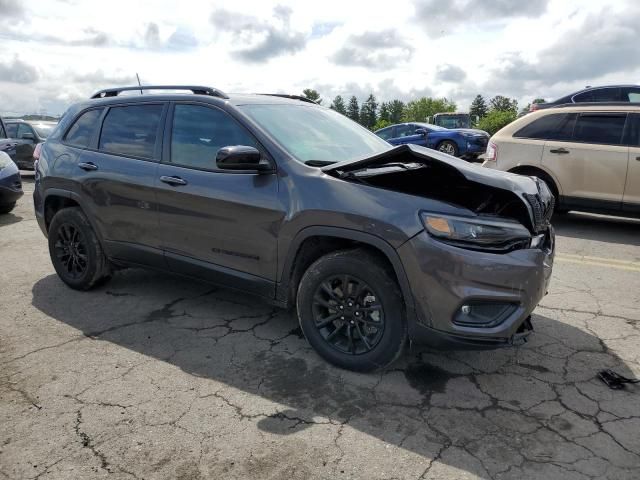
(0, 0, 638, 116)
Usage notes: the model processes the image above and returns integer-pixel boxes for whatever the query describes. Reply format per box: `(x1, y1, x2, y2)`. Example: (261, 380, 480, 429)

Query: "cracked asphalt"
(2, 175, 639, 480)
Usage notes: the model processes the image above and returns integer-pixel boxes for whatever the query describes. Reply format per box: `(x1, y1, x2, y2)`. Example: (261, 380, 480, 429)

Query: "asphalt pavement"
(1, 174, 639, 479)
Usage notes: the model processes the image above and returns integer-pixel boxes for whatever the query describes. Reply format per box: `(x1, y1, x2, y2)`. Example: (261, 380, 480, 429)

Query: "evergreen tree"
(346, 96, 360, 122)
(302, 88, 322, 104)
(469, 95, 488, 119)
(330, 95, 347, 115)
(378, 102, 390, 122)
(388, 100, 405, 123)
(359, 94, 378, 129)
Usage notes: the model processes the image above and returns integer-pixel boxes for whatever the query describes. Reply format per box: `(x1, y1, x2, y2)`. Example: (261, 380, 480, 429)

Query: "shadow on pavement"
(31, 270, 640, 478)
(553, 212, 640, 246)
(0, 212, 23, 226)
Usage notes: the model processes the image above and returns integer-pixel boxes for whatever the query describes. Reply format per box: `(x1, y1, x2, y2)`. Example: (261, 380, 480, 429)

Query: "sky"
(0, 0, 639, 116)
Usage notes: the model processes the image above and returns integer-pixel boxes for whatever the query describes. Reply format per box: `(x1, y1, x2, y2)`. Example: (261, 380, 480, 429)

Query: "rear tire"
(0, 203, 16, 214)
(296, 249, 407, 372)
(437, 140, 459, 157)
(48, 207, 111, 290)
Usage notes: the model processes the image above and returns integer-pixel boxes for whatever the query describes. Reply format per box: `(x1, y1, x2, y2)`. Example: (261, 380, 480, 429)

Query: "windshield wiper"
(304, 160, 336, 167)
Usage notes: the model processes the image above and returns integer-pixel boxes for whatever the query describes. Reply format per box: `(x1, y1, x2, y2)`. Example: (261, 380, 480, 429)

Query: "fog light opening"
(453, 302, 519, 328)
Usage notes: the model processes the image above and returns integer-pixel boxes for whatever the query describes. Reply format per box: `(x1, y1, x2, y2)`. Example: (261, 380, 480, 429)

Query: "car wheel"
(0, 203, 16, 214)
(296, 249, 407, 372)
(48, 207, 111, 290)
(437, 140, 459, 157)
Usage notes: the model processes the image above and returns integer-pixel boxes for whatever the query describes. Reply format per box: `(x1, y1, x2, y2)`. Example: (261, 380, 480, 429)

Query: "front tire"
(296, 249, 407, 372)
(437, 140, 459, 157)
(48, 207, 111, 290)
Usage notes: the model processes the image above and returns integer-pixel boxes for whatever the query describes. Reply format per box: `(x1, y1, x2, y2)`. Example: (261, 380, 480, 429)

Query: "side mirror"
(216, 145, 273, 173)
(414, 128, 427, 136)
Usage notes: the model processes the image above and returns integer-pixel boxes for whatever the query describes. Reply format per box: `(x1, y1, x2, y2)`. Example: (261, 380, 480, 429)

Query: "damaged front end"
(322, 144, 555, 249)
(323, 144, 555, 349)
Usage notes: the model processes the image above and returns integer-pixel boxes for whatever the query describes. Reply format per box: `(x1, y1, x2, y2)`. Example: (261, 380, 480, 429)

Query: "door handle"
(549, 148, 570, 155)
(78, 162, 98, 171)
(160, 175, 188, 186)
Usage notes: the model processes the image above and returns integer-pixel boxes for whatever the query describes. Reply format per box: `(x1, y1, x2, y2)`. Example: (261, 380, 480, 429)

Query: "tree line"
(301, 88, 546, 135)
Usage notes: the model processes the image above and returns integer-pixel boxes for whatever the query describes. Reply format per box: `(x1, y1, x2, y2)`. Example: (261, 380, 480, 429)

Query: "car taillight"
(33, 143, 42, 160)
(485, 141, 498, 162)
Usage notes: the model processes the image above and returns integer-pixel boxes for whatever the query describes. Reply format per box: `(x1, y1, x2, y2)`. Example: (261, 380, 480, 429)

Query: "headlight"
(421, 213, 531, 252)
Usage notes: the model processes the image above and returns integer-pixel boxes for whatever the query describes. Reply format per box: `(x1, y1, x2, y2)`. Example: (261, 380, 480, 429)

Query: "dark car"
(34, 85, 555, 372)
(375, 122, 489, 160)
(0, 119, 58, 170)
(0, 151, 23, 214)
(531, 85, 640, 112)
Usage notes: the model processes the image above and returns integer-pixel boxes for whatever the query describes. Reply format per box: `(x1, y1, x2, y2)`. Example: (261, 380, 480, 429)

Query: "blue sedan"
(375, 122, 489, 161)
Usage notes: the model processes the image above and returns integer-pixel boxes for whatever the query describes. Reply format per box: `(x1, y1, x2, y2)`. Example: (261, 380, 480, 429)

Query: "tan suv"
(483, 105, 640, 216)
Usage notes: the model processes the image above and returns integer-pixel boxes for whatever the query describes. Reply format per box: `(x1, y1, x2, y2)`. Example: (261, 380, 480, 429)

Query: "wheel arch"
(276, 227, 417, 325)
(507, 165, 563, 198)
(43, 190, 101, 238)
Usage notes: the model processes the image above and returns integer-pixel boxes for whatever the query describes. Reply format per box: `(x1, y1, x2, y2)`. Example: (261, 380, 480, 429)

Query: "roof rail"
(258, 93, 318, 104)
(552, 102, 640, 108)
(90, 85, 229, 99)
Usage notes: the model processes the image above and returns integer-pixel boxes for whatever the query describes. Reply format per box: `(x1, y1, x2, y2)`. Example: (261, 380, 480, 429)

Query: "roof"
(540, 104, 640, 113)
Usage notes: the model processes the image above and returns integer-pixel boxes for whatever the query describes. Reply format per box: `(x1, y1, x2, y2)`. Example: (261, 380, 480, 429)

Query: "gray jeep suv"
(34, 85, 555, 371)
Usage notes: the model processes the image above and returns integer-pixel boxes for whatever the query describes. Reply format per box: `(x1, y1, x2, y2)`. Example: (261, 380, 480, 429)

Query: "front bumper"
(398, 228, 554, 349)
(0, 166, 23, 207)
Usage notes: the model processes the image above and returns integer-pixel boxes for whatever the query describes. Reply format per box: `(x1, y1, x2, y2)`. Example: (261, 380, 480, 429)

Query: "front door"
(155, 102, 283, 298)
(542, 112, 629, 209)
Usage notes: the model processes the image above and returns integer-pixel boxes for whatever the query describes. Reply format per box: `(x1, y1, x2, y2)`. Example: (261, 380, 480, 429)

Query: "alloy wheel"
(311, 274, 385, 355)
(53, 223, 88, 279)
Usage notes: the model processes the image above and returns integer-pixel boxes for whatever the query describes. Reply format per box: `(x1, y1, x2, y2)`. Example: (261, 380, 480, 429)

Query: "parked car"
(375, 122, 489, 161)
(530, 85, 640, 112)
(35, 85, 554, 372)
(483, 103, 640, 217)
(1, 119, 58, 170)
(0, 151, 23, 214)
(431, 112, 477, 129)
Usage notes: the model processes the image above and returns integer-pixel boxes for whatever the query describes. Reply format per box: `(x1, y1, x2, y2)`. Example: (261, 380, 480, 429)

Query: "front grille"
(524, 193, 554, 233)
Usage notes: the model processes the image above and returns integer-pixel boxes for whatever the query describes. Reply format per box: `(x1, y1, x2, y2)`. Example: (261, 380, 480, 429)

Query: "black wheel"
(0, 203, 16, 214)
(296, 249, 407, 372)
(48, 207, 111, 290)
(437, 140, 459, 157)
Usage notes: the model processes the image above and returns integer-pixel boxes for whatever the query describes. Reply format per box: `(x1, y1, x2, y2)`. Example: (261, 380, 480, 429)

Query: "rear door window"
(572, 114, 627, 146)
(376, 127, 393, 140)
(17, 123, 34, 139)
(65, 109, 104, 148)
(99, 104, 163, 159)
(626, 114, 640, 147)
(513, 113, 576, 141)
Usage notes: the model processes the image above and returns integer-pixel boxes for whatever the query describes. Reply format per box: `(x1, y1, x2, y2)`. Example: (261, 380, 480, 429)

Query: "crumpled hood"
(322, 144, 537, 194)
(322, 144, 554, 233)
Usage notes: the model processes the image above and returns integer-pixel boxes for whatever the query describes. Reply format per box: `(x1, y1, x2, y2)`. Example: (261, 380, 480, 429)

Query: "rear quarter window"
(65, 108, 104, 148)
(513, 113, 576, 141)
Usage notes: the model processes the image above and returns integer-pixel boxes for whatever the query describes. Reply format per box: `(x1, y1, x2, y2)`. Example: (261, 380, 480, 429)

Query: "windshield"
(239, 104, 391, 163)
(33, 124, 56, 138)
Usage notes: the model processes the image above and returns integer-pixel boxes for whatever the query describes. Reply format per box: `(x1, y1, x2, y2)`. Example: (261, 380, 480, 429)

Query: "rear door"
(541, 112, 628, 208)
(388, 124, 426, 146)
(15, 123, 37, 167)
(155, 102, 282, 297)
(623, 113, 640, 212)
(74, 103, 167, 266)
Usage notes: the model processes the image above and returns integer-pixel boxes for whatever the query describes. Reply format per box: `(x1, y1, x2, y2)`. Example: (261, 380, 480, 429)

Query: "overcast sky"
(1, 0, 638, 116)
